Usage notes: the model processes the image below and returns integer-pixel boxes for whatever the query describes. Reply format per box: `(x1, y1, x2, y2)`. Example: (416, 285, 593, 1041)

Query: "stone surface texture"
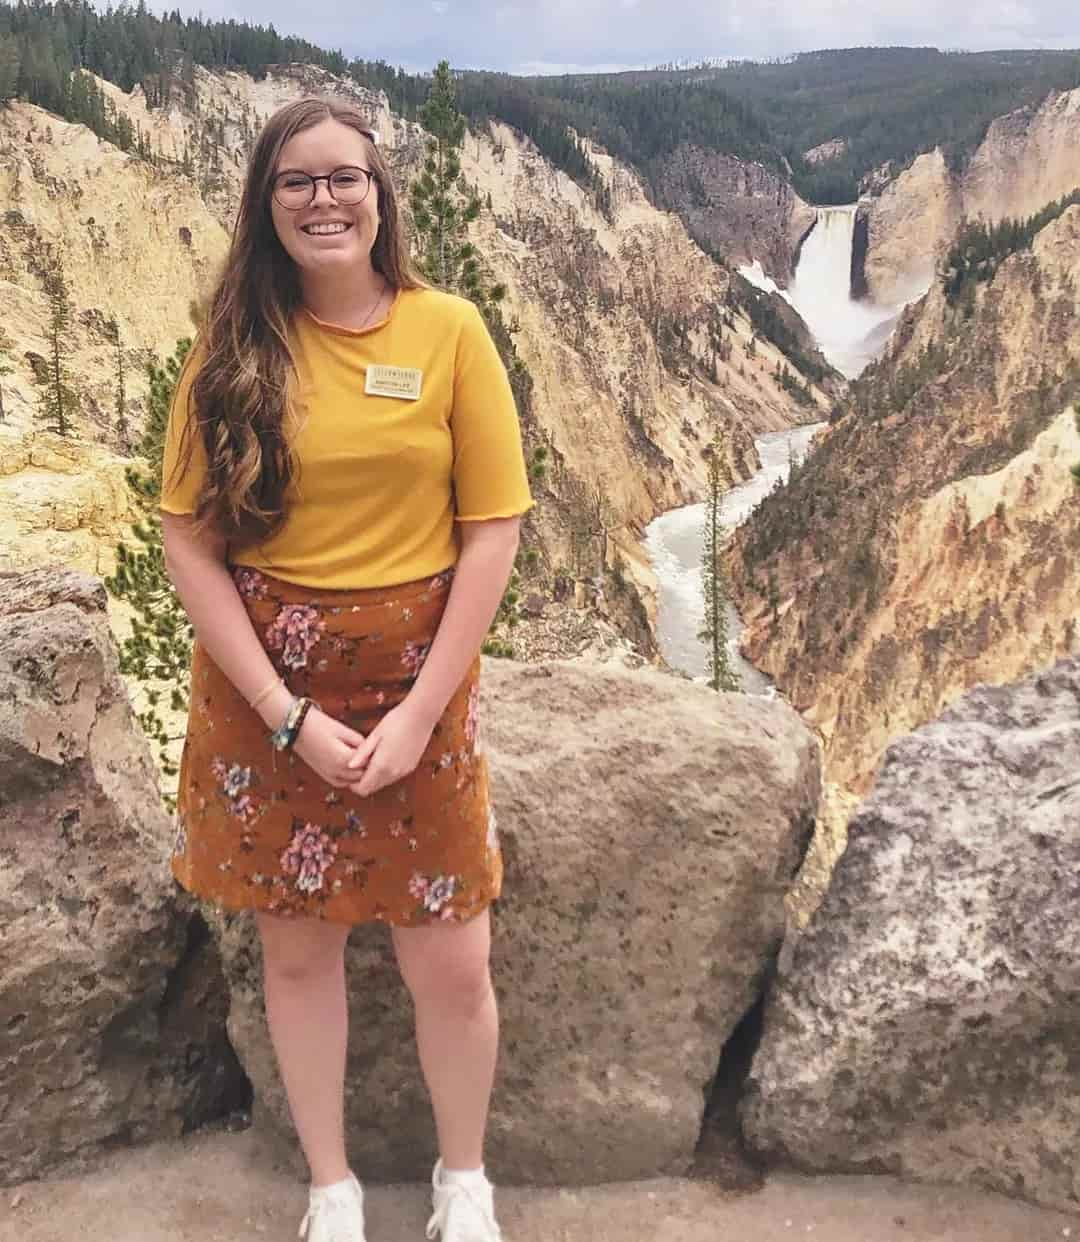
(0, 567, 243, 1186)
(741, 657, 1080, 1214)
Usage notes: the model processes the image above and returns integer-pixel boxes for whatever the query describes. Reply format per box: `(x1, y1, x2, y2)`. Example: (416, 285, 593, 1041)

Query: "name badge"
(365, 365, 423, 401)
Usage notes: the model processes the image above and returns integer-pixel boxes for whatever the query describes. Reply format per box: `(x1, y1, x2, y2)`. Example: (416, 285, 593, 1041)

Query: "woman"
(160, 95, 532, 1242)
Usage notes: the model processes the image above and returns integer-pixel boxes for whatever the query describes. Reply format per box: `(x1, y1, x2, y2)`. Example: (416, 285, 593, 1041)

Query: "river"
(645, 205, 912, 687)
(643, 422, 825, 692)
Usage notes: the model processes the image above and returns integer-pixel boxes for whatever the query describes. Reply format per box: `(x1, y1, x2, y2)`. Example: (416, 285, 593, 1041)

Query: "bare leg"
(256, 910, 353, 1187)
(392, 908, 499, 1169)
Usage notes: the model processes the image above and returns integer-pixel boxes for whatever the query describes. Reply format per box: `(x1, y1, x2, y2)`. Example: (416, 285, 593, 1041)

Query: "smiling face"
(270, 118, 381, 279)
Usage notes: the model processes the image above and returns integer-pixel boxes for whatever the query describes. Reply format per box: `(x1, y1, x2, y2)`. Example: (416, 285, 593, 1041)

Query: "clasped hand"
(291, 700, 437, 798)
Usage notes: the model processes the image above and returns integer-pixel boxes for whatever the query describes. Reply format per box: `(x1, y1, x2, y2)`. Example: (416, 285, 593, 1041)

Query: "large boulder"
(0, 568, 247, 1186)
(741, 656, 1080, 1214)
(220, 657, 820, 1186)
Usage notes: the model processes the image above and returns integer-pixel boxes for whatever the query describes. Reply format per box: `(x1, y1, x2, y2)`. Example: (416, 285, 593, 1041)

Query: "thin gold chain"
(358, 276, 388, 330)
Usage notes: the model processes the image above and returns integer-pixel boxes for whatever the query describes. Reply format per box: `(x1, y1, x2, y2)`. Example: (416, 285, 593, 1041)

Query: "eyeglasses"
(272, 166, 378, 210)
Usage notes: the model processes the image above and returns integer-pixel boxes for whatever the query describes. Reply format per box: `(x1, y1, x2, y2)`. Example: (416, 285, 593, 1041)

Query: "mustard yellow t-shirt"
(159, 286, 534, 589)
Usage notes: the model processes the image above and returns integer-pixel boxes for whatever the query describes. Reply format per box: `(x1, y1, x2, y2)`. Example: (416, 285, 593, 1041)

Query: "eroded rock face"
(651, 144, 816, 284)
(804, 138, 848, 166)
(0, 567, 246, 1186)
(863, 147, 957, 305)
(219, 657, 820, 1186)
(740, 657, 1080, 1214)
(864, 86, 1080, 305)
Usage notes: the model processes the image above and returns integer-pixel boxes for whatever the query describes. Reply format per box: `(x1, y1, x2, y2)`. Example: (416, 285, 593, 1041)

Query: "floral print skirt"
(170, 563, 501, 926)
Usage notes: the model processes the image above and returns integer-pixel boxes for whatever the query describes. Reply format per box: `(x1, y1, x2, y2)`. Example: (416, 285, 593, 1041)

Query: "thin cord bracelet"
(249, 676, 284, 711)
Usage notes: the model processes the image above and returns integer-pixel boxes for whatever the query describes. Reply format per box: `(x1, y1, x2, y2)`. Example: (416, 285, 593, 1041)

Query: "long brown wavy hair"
(170, 96, 423, 546)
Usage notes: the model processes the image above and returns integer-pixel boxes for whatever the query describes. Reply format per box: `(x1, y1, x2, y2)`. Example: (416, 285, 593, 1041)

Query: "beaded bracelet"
(269, 695, 299, 751)
(269, 695, 316, 752)
(291, 697, 316, 743)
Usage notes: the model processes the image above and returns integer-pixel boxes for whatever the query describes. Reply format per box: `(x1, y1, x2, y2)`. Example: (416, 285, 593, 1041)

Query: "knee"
(401, 946, 493, 1015)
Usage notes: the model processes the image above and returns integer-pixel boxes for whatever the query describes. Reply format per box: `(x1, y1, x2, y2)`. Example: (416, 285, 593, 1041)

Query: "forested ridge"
(2, 3, 1079, 210)
(356, 48, 1080, 206)
(0, 0, 354, 154)
(696, 48, 1080, 203)
(943, 188, 1080, 310)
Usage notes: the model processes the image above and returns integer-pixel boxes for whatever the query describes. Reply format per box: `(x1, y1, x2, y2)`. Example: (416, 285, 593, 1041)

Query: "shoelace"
(425, 1179, 502, 1242)
(298, 1186, 365, 1242)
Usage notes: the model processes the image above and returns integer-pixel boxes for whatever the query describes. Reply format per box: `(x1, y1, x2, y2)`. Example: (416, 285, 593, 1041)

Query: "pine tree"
(409, 60, 539, 657)
(104, 338, 194, 802)
(109, 316, 131, 447)
(0, 327, 14, 423)
(410, 60, 506, 311)
(36, 250, 77, 437)
(697, 433, 741, 693)
(0, 34, 19, 100)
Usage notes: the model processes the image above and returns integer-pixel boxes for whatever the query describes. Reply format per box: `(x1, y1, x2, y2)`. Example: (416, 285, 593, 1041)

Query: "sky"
(173, 0, 1080, 74)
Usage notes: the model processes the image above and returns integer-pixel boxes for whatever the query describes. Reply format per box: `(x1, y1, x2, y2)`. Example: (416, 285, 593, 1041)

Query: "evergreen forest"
(664, 48, 1080, 202)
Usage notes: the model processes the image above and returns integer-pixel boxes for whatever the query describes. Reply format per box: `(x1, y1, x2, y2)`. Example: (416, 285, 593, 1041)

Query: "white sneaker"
(425, 1159, 504, 1242)
(298, 1172, 367, 1242)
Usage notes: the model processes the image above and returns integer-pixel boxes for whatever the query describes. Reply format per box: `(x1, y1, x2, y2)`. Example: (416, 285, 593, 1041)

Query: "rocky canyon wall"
(864, 87, 1080, 305)
(650, 144, 817, 285)
(726, 205, 1080, 808)
(0, 98, 232, 669)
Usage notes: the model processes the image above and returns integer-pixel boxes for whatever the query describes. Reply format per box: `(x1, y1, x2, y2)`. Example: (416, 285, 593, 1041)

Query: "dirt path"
(3, 1128, 1076, 1242)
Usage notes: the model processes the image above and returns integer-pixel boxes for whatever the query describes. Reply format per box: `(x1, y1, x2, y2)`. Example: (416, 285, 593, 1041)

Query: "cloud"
(172, 0, 1080, 71)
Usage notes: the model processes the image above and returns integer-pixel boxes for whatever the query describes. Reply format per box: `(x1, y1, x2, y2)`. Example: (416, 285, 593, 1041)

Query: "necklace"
(304, 277, 387, 332)
(357, 277, 388, 330)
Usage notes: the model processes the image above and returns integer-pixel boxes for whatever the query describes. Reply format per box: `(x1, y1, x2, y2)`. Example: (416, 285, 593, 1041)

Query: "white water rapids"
(644, 423, 825, 690)
(643, 206, 921, 679)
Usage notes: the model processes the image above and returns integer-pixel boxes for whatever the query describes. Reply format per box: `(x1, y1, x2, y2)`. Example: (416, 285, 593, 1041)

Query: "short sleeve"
(450, 303, 534, 522)
(159, 337, 209, 515)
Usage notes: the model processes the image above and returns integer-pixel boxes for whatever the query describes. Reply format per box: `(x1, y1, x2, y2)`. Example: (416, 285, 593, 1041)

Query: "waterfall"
(739, 205, 904, 380)
(785, 206, 900, 379)
(791, 206, 860, 315)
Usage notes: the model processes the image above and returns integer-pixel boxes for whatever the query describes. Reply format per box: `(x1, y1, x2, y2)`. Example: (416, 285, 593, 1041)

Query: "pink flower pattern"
(210, 756, 261, 825)
(280, 821, 339, 894)
(266, 603, 327, 670)
(233, 568, 269, 600)
(401, 639, 431, 679)
(409, 871, 459, 919)
(173, 565, 501, 925)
